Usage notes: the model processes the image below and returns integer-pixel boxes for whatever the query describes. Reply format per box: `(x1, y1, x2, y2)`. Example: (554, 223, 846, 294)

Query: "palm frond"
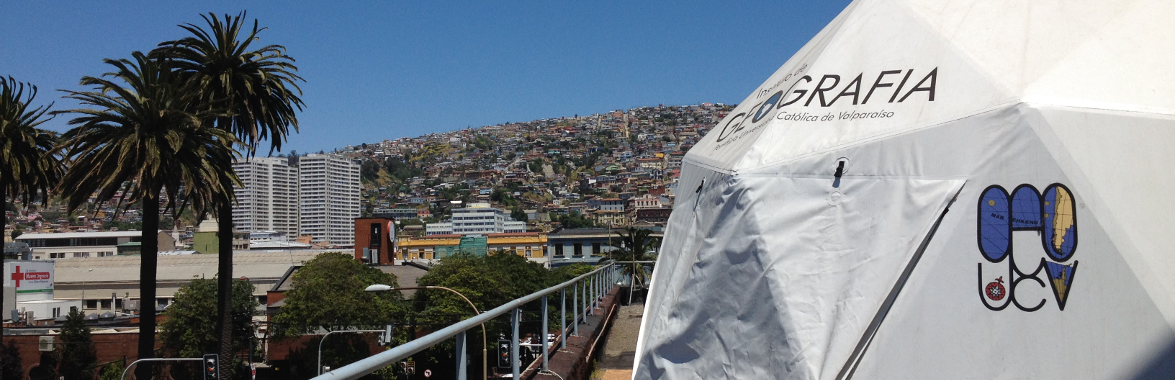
(54, 51, 240, 217)
(1, 76, 63, 205)
(154, 11, 304, 157)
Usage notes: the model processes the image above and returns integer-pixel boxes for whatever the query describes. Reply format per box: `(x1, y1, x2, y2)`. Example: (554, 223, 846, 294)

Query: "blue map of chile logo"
(977, 184, 1078, 311)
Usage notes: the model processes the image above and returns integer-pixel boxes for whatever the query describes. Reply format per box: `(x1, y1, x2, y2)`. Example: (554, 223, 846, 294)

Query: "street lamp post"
(81, 268, 92, 311)
(366, 284, 488, 380)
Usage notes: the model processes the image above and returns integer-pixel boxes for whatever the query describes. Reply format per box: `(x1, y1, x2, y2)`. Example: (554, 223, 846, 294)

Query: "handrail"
(318, 329, 384, 375)
(121, 358, 203, 380)
(312, 262, 616, 380)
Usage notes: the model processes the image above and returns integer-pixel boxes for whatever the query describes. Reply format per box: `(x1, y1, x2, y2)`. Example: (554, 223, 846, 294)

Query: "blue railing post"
(511, 308, 521, 379)
(595, 272, 600, 308)
(596, 271, 602, 304)
(572, 282, 579, 336)
(542, 295, 549, 371)
(590, 275, 595, 314)
(560, 287, 567, 348)
(455, 331, 467, 380)
(586, 276, 593, 316)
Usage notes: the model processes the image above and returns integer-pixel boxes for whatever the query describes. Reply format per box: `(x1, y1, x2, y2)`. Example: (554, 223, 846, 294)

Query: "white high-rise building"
(232, 157, 300, 239)
(231, 154, 361, 247)
(298, 154, 361, 246)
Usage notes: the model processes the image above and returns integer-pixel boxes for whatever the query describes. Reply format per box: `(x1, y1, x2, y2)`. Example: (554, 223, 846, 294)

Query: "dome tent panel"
(636, 0, 1175, 378)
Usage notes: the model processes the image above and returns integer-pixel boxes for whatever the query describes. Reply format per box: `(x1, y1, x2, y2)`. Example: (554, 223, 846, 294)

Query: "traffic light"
(378, 324, 394, 346)
(497, 339, 511, 368)
(203, 354, 219, 380)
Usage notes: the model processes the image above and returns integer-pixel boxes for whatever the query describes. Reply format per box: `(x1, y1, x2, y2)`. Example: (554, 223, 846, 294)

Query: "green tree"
(360, 160, 381, 182)
(1, 77, 63, 339)
(99, 359, 126, 380)
(510, 207, 528, 223)
(272, 252, 404, 338)
(272, 253, 404, 376)
(59, 308, 98, 380)
(555, 211, 596, 228)
(55, 52, 240, 379)
(413, 252, 580, 379)
(154, 12, 304, 376)
(29, 350, 57, 380)
(608, 227, 659, 285)
(160, 277, 259, 379)
(0, 340, 22, 380)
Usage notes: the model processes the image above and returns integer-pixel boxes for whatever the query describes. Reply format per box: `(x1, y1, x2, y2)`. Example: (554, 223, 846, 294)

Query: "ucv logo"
(977, 184, 1078, 312)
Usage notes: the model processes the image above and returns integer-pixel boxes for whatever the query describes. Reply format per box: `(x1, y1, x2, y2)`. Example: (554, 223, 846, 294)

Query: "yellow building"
(398, 232, 548, 265)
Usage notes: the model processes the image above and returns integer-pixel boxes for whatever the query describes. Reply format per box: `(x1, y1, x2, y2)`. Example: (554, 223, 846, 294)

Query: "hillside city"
(3, 102, 732, 246)
(2, 101, 730, 379)
(349, 103, 732, 233)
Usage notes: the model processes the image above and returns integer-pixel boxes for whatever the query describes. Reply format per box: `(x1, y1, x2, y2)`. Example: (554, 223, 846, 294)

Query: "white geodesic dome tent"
(633, 0, 1175, 378)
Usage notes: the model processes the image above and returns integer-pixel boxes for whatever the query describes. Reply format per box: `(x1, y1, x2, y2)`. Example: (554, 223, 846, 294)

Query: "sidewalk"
(595, 303, 645, 380)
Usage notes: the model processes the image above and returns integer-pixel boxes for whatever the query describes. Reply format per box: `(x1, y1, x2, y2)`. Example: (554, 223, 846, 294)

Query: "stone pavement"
(595, 303, 644, 380)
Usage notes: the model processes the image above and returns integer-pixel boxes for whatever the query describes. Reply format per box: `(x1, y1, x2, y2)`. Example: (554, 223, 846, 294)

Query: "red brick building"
(353, 217, 395, 265)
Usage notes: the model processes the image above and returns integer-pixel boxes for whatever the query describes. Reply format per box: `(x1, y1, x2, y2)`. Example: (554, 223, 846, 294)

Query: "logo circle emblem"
(985, 277, 1006, 301)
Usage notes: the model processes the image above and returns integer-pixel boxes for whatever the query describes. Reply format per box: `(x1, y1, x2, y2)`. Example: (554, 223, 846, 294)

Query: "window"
(592, 243, 601, 256)
(574, 243, 583, 256)
(554, 244, 564, 257)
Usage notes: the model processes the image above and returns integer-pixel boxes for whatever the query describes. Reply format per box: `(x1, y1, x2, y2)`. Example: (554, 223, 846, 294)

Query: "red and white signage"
(4, 261, 54, 293)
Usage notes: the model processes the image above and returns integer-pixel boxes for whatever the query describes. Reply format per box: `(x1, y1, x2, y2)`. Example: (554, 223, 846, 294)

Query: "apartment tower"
(232, 154, 361, 246)
(232, 157, 300, 239)
(297, 154, 361, 246)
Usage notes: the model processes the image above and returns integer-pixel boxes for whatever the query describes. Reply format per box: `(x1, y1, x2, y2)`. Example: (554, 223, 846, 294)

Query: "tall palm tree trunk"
(217, 202, 233, 378)
(137, 195, 161, 380)
(1, 180, 7, 341)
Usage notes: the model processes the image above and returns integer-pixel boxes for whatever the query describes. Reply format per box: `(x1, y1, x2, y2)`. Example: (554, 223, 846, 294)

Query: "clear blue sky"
(2, 1, 851, 154)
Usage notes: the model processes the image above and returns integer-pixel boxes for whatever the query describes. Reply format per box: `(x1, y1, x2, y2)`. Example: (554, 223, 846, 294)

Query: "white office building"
(231, 154, 361, 247)
(298, 154, 361, 246)
(426, 203, 526, 235)
(232, 157, 300, 239)
(14, 231, 176, 260)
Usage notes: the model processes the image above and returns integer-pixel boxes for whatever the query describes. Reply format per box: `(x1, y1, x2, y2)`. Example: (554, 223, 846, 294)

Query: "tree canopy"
(159, 277, 258, 378)
(58, 308, 98, 380)
(272, 252, 405, 338)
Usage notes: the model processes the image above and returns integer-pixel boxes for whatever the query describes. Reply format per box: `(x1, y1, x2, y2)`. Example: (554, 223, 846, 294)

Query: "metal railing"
(312, 262, 621, 380)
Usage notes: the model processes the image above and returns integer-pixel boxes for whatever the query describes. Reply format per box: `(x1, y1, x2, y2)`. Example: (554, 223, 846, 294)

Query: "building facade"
(372, 208, 420, 221)
(398, 232, 548, 265)
(232, 157, 300, 239)
(299, 154, 362, 246)
(426, 203, 526, 236)
(231, 154, 361, 247)
(14, 231, 175, 260)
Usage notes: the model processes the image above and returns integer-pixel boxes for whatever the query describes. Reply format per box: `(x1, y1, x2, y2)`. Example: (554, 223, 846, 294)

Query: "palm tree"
(1, 77, 63, 339)
(55, 52, 239, 379)
(608, 226, 659, 290)
(154, 12, 304, 373)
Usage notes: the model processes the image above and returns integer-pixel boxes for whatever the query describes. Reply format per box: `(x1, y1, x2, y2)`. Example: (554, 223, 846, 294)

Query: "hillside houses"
(342, 103, 732, 232)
